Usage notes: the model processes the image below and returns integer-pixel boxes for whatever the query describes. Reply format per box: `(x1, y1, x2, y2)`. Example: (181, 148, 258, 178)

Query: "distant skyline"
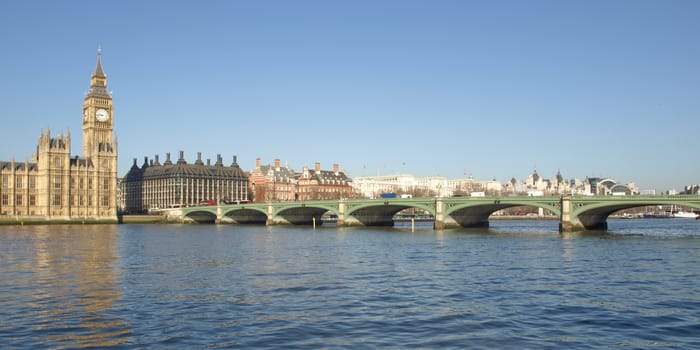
(1, 1, 698, 191)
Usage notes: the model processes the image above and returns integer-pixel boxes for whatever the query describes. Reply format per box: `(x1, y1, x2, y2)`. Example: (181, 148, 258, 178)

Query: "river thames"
(1, 219, 699, 349)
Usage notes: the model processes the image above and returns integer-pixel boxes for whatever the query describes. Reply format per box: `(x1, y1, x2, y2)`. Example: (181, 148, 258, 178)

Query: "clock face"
(96, 109, 109, 122)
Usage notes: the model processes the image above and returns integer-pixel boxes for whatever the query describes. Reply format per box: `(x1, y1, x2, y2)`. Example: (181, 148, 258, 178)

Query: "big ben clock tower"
(82, 48, 115, 159)
(81, 48, 118, 219)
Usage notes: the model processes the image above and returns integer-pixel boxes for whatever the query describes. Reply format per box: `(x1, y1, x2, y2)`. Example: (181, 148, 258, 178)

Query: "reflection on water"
(0, 225, 129, 348)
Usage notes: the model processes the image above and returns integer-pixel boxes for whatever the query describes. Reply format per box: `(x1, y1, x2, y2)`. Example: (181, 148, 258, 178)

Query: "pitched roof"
(143, 162, 247, 179)
(0, 161, 39, 172)
(86, 49, 111, 99)
(93, 48, 106, 78)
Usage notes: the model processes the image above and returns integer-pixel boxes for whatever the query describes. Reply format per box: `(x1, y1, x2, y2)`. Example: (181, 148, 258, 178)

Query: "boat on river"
(672, 211, 699, 219)
(643, 212, 671, 218)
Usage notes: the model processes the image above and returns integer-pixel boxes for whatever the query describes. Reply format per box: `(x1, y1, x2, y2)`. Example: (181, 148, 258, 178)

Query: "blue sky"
(1, 0, 698, 192)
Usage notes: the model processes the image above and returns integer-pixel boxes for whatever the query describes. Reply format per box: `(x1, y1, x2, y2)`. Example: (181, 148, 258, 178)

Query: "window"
(79, 195, 84, 206)
(53, 176, 61, 189)
(102, 195, 109, 207)
(54, 157, 61, 168)
(79, 178, 84, 190)
(53, 194, 61, 206)
(102, 178, 109, 190)
(1, 194, 8, 205)
(29, 176, 36, 189)
(1, 175, 8, 189)
(29, 195, 36, 206)
(15, 176, 23, 189)
(88, 179, 93, 190)
(15, 195, 22, 206)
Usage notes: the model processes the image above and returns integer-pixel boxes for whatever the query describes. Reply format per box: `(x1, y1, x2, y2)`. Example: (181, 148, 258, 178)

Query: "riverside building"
(248, 158, 297, 202)
(121, 152, 248, 213)
(0, 50, 118, 221)
(296, 162, 353, 201)
(351, 174, 499, 198)
(248, 158, 352, 202)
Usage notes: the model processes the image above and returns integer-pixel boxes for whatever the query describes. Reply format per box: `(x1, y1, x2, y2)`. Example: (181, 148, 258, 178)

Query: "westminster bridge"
(178, 195, 700, 232)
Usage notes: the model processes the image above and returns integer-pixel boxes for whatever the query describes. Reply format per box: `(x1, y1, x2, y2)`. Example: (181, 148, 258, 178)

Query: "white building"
(351, 174, 500, 198)
(351, 171, 639, 198)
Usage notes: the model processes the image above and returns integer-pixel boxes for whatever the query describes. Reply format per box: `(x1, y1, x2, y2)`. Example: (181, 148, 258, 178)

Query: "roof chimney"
(315, 162, 321, 172)
(177, 151, 187, 164)
(275, 159, 281, 171)
(333, 163, 339, 174)
(256, 157, 261, 169)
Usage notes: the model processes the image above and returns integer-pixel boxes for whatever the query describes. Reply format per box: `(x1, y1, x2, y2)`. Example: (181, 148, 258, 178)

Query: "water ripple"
(1, 222, 700, 348)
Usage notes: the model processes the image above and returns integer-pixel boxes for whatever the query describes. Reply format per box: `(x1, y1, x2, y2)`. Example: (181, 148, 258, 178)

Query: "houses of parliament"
(0, 50, 118, 222)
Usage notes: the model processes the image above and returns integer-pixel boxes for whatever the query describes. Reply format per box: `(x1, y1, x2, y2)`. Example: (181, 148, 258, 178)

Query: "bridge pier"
(434, 197, 444, 230)
(559, 195, 584, 232)
(266, 203, 274, 225)
(215, 205, 222, 224)
(560, 195, 572, 232)
(337, 199, 345, 226)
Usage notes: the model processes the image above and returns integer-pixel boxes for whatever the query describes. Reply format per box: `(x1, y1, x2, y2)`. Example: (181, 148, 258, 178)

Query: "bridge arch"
(271, 203, 339, 217)
(346, 201, 436, 216)
(222, 207, 268, 224)
(344, 199, 436, 226)
(569, 196, 700, 230)
(182, 208, 218, 223)
(266, 201, 339, 225)
(273, 206, 335, 225)
(442, 198, 561, 228)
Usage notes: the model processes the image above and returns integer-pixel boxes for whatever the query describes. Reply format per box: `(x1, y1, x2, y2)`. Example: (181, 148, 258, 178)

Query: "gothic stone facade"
(0, 51, 118, 221)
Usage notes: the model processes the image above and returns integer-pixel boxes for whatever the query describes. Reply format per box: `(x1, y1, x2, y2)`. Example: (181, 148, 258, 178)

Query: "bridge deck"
(178, 195, 700, 232)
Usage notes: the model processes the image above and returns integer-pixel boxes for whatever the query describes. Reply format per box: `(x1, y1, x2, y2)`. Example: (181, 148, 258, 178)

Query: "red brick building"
(248, 158, 296, 202)
(296, 162, 352, 201)
(249, 158, 352, 202)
